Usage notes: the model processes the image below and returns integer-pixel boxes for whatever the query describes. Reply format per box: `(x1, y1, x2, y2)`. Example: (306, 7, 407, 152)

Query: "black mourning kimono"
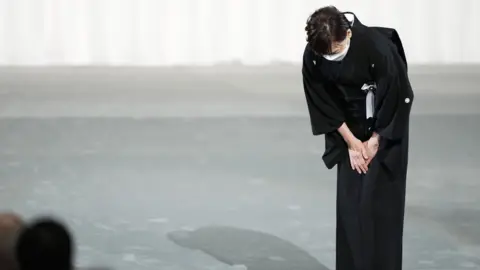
(302, 13, 414, 270)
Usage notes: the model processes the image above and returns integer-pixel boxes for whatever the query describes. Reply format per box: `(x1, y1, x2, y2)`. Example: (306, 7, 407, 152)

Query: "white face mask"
(322, 39, 350, 61)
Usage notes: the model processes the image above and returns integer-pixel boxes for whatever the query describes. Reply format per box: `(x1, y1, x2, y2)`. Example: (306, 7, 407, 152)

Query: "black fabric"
(371, 27, 408, 70)
(336, 153, 406, 270)
(301, 12, 413, 270)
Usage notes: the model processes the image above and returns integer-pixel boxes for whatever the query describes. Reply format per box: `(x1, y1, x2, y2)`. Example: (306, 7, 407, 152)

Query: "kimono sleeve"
(371, 39, 414, 141)
(302, 46, 345, 135)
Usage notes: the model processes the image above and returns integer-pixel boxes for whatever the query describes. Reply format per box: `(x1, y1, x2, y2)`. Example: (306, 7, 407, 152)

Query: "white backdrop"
(0, 0, 478, 66)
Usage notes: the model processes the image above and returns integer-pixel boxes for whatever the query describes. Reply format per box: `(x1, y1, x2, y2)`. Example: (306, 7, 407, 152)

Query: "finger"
(365, 158, 371, 167)
(352, 158, 360, 173)
(356, 164, 363, 174)
(351, 157, 358, 171)
(354, 158, 364, 174)
(361, 163, 369, 173)
(361, 156, 370, 173)
(358, 159, 368, 174)
(362, 147, 369, 159)
(353, 162, 361, 174)
(366, 151, 377, 166)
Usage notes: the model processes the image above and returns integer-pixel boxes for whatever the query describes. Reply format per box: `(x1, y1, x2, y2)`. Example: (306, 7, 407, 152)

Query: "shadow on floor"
(167, 226, 330, 270)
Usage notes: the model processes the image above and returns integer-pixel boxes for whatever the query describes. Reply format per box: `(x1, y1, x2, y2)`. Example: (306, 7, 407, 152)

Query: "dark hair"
(305, 6, 351, 55)
(15, 217, 73, 270)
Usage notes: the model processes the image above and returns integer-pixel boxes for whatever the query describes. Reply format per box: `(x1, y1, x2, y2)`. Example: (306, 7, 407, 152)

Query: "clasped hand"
(347, 135, 379, 174)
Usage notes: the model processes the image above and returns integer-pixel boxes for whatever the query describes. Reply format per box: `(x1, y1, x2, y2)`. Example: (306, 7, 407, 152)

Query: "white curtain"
(0, 0, 478, 66)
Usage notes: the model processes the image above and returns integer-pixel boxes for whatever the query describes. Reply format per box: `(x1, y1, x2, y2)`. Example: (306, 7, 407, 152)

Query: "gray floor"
(0, 66, 479, 270)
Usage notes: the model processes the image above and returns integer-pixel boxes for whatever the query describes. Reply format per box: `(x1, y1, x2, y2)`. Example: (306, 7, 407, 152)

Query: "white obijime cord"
(361, 83, 376, 119)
